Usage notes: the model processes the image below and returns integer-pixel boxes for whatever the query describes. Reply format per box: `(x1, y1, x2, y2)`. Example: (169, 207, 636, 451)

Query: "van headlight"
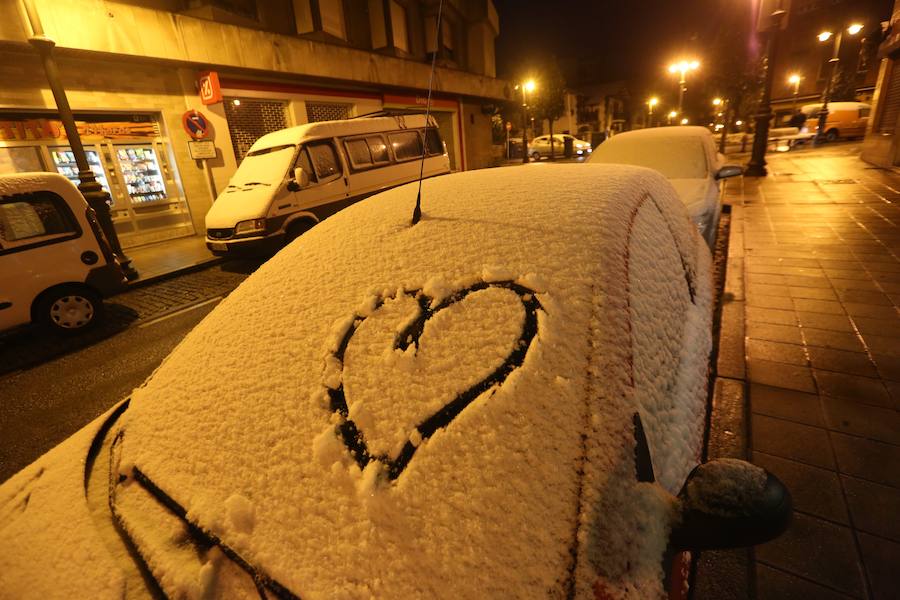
(235, 218, 266, 235)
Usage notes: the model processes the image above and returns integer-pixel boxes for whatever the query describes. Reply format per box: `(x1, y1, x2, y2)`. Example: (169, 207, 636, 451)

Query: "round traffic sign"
(182, 110, 211, 140)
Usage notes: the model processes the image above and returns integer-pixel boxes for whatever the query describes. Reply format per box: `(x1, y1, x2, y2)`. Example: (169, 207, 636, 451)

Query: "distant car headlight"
(235, 218, 267, 235)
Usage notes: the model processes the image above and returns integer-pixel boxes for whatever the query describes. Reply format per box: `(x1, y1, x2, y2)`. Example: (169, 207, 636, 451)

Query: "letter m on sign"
(198, 71, 222, 105)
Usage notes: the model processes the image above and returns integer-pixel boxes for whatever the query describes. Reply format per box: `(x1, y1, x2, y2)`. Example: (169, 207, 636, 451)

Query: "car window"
(307, 141, 342, 182)
(389, 131, 424, 161)
(590, 135, 709, 179)
(860, 107, 871, 118)
(367, 135, 390, 164)
(0, 191, 78, 249)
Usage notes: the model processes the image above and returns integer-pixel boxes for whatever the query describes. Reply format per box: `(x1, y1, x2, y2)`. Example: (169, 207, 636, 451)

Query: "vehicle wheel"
(285, 220, 314, 245)
(36, 286, 103, 334)
(825, 129, 839, 143)
(531, 151, 541, 161)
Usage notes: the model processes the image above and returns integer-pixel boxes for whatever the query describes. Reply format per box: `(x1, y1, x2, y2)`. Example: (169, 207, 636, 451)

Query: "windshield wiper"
(241, 182, 270, 187)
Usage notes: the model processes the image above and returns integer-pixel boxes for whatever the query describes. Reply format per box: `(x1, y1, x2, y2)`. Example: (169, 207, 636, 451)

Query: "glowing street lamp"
(788, 73, 802, 111)
(667, 110, 678, 125)
(815, 23, 864, 144)
(647, 96, 659, 126)
(680, 118, 689, 125)
(516, 79, 537, 163)
(668, 59, 700, 114)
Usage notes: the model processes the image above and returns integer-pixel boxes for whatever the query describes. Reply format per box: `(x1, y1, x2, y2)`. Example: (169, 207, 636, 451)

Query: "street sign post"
(182, 110, 211, 140)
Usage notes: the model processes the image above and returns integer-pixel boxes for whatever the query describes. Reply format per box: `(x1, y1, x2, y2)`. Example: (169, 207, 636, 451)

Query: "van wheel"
(36, 285, 103, 334)
(285, 220, 315, 245)
(825, 129, 839, 142)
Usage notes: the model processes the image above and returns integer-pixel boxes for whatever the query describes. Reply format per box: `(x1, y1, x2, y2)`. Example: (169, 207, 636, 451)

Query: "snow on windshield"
(105, 165, 710, 599)
(229, 145, 295, 188)
(591, 135, 709, 179)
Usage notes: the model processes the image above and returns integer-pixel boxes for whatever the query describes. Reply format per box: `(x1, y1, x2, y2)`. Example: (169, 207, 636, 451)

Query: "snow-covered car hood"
(0, 165, 713, 599)
(205, 183, 280, 229)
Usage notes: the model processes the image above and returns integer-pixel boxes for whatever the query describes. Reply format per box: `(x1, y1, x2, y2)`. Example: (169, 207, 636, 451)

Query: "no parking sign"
(182, 110, 211, 140)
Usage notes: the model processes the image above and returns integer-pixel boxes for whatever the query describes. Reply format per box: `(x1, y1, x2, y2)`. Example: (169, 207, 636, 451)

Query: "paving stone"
(755, 512, 865, 598)
(830, 278, 881, 292)
(852, 316, 900, 337)
(821, 396, 900, 445)
(748, 359, 817, 393)
(843, 302, 899, 319)
(808, 350, 880, 379)
(747, 306, 799, 326)
(753, 452, 849, 524)
(789, 286, 839, 300)
(871, 354, 900, 383)
(861, 334, 900, 358)
(837, 289, 894, 306)
(802, 328, 866, 353)
(747, 321, 804, 345)
(797, 311, 855, 333)
(748, 283, 792, 297)
(746, 294, 795, 310)
(792, 298, 846, 315)
(752, 414, 834, 469)
(857, 532, 900, 600)
(750, 383, 825, 427)
(746, 339, 808, 366)
(841, 476, 900, 543)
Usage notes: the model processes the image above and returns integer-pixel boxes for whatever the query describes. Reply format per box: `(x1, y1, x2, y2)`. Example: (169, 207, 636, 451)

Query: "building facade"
(0, 0, 505, 248)
(862, 0, 900, 166)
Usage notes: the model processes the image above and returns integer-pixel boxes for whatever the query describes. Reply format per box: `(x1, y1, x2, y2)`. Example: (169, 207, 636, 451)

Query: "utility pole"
(18, 0, 137, 279)
(745, 4, 786, 177)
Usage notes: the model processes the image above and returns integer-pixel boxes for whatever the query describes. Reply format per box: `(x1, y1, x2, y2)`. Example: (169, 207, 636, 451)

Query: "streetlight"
(746, 2, 788, 177)
(788, 73, 802, 112)
(713, 97, 729, 152)
(18, 0, 137, 278)
(516, 79, 536, 163)
(668, 59, 700, 114)
(668, 110, 678, 125)
(814, 23, 864, 144)
(647, 96, 659, 127)
(680, 118, 689, 125)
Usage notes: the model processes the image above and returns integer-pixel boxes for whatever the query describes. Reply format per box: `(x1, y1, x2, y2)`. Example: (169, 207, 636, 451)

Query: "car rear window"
(591, 135, 709, 179)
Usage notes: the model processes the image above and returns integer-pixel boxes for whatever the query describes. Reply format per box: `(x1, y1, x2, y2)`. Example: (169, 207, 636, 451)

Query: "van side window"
(345, 138, 372, 169)
(425, 128, 443, 156)
(389, 131, 424, 161)
(0, 191, 78, 250)
(367, 135, 390, 164)
(307, 141, 342, 183)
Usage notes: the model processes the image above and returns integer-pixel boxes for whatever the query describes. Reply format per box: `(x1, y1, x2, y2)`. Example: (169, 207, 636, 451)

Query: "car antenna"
(411, 0, 444, 226)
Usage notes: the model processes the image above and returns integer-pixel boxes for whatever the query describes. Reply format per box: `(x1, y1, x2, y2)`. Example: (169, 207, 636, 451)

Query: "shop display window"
(50, 148, 112, 200)
(117, 146, 168, 203)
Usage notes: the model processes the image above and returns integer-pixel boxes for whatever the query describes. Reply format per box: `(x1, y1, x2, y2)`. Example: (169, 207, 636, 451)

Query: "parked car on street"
(205, 114, 450, 257)
(0, 166, 789, 599)
(799, 102, 870, 141)
(588, 126, 742, 248)
(0, 173, 126, 334)
(528, 133, 592, 160)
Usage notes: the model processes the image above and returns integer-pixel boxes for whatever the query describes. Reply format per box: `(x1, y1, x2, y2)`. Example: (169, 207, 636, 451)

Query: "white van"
(206, 114, 451, 255)
(0, 173, 127, 334)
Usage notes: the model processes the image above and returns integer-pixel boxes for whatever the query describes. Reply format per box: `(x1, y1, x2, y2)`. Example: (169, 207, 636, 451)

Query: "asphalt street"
(0, 261, 255, 483)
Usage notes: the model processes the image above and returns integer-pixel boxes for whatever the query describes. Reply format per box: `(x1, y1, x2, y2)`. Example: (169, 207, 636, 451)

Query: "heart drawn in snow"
(324, 280, 543, 481)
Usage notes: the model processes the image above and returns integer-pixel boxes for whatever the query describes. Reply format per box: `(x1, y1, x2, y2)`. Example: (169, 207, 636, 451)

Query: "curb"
(118, 256, 226, 294)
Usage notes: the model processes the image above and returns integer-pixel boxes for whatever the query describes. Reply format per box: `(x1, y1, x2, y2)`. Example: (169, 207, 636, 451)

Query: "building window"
(369, 0, 409, 53)
(293, 0, 346, 40)
(224, 98, 289, 163)
(425, 15, 456, 62)
(306, 102, 353, 122)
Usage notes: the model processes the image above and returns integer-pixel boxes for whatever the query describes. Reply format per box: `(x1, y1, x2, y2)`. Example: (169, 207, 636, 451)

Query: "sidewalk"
(705, 144, 900, 599)
(123, 233, 221, 286)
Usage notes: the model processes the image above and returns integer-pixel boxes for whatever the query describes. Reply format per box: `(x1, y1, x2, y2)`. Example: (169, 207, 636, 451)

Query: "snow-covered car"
(529, 134, 592, 160)
(0, 165, 789, 599)
(588, 126, 742, 248)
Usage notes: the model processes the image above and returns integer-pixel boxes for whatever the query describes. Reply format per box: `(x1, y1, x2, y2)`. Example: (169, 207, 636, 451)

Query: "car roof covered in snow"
(0, 171, 84, 199)
(0, 165, 712, 599)
(605, 126, 713, 140)
(250, 114, 436, 152)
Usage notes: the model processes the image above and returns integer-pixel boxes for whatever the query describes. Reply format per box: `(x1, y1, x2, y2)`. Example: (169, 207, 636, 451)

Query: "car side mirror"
(287, 167, 309, 192)
(669, 459, 792, 552)
(716, 165, 743, 180)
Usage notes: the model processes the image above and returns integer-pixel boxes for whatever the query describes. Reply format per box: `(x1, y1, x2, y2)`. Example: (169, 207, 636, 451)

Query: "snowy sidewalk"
(700, 143, 900, 599)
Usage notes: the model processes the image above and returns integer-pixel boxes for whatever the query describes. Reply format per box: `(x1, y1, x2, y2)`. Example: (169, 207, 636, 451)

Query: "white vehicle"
(206, 114, 450, 256)
(0, 166, 790, 599)
(529, 133, 592, 160)
(0, 173, 126, 334)
(588, 126, 742, 248)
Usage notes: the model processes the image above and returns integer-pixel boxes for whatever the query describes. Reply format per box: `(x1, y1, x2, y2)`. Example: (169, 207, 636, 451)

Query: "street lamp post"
(647, 96, 659, 127)
(713, 97, 728, 153)
(745, 5, 787, 177)
(518, 79, 536, 164)
(788, 73, 802, 112)
(18, 0, 137, 279)
(667, 110, 677, 126)
(668, 60, 700, 115)
(814, 24, 863, 145)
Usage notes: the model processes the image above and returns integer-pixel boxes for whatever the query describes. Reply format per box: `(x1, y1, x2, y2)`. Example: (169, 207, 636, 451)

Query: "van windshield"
(228, 145, 296, 189)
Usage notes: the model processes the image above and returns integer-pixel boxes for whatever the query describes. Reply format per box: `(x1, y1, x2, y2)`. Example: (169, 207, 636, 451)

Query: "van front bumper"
(206, 234, 285, 257)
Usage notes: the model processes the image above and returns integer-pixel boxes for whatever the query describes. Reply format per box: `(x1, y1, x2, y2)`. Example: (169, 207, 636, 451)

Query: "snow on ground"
(0, 164, 714, 599)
